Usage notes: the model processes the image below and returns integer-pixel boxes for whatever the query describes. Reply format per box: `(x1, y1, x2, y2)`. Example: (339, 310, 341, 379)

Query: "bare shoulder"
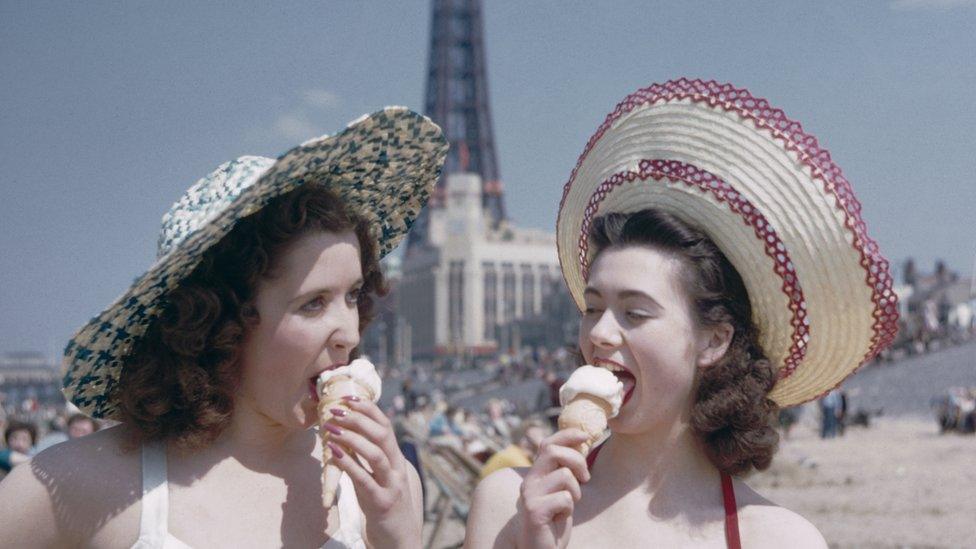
(0, 425, 142, 547)
(733, 479, 828, 549)
(463, 467, 526, 549)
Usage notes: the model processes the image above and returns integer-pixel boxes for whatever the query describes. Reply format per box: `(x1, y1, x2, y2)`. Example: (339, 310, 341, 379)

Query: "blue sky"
(2, 0, 974, 356)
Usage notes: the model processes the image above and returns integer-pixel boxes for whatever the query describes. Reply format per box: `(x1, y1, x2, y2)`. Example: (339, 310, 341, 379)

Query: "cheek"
(577, 319, 596, 359)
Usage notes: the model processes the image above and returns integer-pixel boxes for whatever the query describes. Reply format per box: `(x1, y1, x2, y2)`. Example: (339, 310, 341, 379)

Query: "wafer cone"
(557, 394, 613, 455)
(318, 375, 375, 507)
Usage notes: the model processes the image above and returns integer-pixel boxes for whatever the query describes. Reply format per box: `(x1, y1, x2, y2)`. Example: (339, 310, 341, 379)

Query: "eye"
(626, 309, 652, 321)
(583, 305, 603, 316)
(300, 296, 325, 314)
(345, 286, 363, 305)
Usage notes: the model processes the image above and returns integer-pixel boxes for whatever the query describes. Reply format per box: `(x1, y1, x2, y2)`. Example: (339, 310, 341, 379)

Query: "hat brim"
(557, 79, 898, 407)
(63, 107, 447, 419)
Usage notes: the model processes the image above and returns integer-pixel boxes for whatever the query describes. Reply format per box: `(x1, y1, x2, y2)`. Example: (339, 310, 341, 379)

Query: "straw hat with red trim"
(557, 78, 899, 407)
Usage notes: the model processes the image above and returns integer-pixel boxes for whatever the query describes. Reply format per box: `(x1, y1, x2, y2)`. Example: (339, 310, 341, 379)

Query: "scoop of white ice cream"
(558, 365, 624, 417)
(316, 358, 382, 402)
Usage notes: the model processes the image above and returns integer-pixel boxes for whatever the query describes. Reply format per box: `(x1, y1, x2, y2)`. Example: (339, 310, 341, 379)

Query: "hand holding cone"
(316, 358, 382, 508)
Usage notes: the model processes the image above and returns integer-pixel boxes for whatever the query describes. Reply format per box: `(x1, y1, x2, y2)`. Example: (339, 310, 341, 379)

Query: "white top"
(130, 441, 365, 549)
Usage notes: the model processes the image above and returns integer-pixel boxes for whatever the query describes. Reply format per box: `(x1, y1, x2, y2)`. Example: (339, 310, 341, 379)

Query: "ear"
(696, 322, 734, 368)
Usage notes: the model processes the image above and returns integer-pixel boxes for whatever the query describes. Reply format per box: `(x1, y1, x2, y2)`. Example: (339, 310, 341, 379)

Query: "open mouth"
(308, 363, 346, 402)
(596, 360, 637, 406)
(616, 371, 637, 406)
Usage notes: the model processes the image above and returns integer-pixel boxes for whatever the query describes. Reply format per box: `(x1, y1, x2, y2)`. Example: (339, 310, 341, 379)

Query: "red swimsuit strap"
(721, 472, 742, 549)
(585, 443, 742, 549)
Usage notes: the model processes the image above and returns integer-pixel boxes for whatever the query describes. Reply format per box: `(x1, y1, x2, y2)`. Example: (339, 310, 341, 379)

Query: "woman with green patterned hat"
(0, 107, 447, 549)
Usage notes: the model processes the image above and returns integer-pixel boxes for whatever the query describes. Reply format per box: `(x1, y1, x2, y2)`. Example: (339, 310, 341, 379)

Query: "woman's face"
(579, 245, 719, 435)
(238, 230, 363, 430)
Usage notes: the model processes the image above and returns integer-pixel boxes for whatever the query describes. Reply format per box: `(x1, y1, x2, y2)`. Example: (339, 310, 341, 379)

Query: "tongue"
(613, 371, 636, 395)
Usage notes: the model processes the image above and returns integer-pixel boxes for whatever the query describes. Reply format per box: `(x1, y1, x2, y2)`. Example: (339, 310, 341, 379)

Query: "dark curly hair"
(112, 183, 387, 450)
(589, 209, 779, 475)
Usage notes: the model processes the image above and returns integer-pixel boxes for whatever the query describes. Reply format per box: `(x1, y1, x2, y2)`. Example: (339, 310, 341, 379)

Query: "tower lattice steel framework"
(407, 0, 505, 250)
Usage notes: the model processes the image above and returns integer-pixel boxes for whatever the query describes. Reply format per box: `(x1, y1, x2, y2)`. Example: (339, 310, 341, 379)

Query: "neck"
(193, 401, 313, 471)
(593, 420, 720, 511)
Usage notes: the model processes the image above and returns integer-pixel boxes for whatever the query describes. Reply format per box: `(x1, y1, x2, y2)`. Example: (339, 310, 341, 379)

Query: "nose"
(328, 300, 361, 352)
(588, 309, 623, 349)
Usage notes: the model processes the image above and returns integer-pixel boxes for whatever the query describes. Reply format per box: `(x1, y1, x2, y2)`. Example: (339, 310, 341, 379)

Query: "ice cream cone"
(558, 394, 613, 455)
(557, 365, 624, 456)
(319, 375, 376, 507)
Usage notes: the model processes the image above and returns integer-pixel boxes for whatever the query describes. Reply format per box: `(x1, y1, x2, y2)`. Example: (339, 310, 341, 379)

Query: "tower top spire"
(409, 0, 504, 250)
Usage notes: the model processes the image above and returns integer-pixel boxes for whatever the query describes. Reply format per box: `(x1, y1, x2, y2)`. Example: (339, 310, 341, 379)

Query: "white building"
(400, 173, 561, 357)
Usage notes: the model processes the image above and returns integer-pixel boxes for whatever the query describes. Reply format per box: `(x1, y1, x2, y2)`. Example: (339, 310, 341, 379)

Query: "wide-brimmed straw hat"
(63, 107, 448, 419)
(557, 78, 898, 407)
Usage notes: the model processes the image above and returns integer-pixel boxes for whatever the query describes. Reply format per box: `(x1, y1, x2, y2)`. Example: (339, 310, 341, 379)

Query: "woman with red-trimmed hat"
(465, 79, 898, 548)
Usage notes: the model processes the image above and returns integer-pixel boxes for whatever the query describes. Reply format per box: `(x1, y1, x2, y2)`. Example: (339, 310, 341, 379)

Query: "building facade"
(401, 173, 561, 357)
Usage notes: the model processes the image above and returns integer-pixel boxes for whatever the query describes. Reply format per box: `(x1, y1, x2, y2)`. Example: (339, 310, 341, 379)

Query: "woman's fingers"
(533, 467, 582, 502)
(323, 420, 393, 484)
(335, 398, 403, 462)
(327, 441, 382, 495)
(533, 430, 592, 484)
(523, 490, 576, 526)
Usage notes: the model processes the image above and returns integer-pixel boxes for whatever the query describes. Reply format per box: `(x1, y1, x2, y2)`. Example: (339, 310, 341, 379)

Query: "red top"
(586, 442, 742, 549)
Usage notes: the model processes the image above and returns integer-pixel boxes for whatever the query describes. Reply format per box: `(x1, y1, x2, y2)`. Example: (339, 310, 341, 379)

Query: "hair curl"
(589, 209, 779, 475)
(112, 183, 387, 449)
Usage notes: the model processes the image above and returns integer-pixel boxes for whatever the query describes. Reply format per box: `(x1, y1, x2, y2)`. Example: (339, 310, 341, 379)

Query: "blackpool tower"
(407, 0, 505, 250)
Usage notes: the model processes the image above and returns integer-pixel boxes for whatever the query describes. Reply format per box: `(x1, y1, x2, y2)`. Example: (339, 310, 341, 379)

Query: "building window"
(521, 264, 535, 318)
(483, 262, 496, 340)
(537, 264, 551, 305)
(502, 263, 516, 323)
(448, 260, 464, 345)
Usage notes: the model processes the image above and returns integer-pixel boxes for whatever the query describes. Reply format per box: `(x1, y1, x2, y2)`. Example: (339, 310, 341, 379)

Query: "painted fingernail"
(327, 442, 345, 459)
(323, 423, 343, 436)
(342, 395, 361, 402)
(330, 407, 348, 417)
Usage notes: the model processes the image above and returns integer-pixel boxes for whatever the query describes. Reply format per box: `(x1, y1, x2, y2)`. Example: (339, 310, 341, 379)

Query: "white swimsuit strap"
(330, 472, 366, 548)
(137, 440, 170, 545)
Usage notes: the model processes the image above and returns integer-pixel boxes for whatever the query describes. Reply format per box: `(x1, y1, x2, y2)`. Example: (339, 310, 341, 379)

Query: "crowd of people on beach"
(0, 400, 102, 480)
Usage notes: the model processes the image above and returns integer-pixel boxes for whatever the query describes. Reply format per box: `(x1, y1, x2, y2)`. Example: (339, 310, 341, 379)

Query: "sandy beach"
(749, 416, 976, 549)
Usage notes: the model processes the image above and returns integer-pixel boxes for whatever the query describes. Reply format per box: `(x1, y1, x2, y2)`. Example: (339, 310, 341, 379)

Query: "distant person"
(820, 389, 842, 439)
(401, 377, 419, 412)
(484, 398, 512, 443)
(0, 420, 36, 474)
(837, 390, 849, 436)
(479, 418, 549, 479)
(778, 406, 802, 440)
(32, 416, 69, 453)
(66, 413, 99, 439)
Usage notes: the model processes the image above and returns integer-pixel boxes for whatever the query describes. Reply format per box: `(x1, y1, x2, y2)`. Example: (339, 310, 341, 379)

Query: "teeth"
(595, 362, 626, 373)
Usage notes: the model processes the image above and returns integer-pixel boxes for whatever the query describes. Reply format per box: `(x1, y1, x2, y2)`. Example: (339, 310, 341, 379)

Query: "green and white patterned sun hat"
(63, 107, 447, 419)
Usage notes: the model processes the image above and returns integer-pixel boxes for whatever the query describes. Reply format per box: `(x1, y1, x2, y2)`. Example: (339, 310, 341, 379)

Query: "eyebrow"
(294, 278, 365, 302)
(619, 289, 664, 309)
(584, 287, 663, 309)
